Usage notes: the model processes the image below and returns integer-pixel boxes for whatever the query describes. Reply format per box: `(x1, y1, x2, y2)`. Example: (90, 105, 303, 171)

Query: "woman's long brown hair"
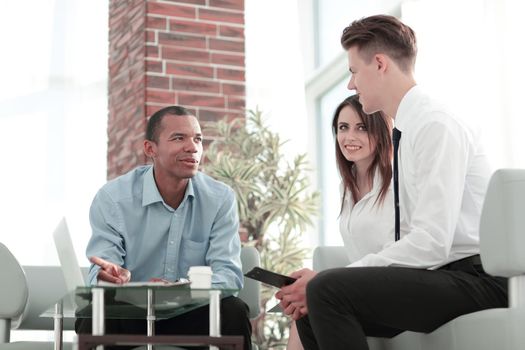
(332, 95, 393, 211)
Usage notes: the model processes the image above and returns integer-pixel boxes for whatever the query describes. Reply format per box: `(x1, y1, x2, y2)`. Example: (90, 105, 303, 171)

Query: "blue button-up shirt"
(86, 165, 243, 289)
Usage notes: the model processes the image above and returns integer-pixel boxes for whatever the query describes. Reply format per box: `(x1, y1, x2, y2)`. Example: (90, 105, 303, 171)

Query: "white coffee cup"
(188, 266, 213, 289)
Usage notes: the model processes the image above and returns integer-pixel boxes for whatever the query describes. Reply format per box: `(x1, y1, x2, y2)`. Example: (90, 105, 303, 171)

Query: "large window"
(315, 0, 397, 68)
(317, 78, 350, 245)
(0, 0, 108, 265)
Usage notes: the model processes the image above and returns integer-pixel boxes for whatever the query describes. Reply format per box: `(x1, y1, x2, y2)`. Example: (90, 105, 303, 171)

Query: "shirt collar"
(142, 166, 163, 206)
(394, 84, 422, 133)
(142, 166, 195, 207)
(364, 169, 384, 202)
(342, 169, 384, 205)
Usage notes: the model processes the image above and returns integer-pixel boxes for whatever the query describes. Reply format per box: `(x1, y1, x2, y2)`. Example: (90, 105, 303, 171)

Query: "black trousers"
(296, 255, 508, 350)
(76, 296, 252, 350)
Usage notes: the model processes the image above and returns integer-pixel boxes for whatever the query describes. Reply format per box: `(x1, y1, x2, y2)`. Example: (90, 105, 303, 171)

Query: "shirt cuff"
(347, 260, 365, 268)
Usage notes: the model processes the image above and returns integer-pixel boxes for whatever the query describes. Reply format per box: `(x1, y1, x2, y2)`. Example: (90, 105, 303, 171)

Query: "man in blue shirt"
(76, 105, 252, 349)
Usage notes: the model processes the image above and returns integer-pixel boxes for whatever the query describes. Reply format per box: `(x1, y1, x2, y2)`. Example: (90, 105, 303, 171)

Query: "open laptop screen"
(52, 217, 86, 292)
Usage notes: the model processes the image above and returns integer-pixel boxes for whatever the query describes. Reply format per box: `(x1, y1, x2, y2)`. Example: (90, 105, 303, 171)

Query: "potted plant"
(202, 109, 319, 348)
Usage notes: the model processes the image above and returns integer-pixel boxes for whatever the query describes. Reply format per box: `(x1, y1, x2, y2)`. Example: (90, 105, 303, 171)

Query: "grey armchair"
(239, 246, 261, 319)
(313, 168, 525, 350)
(0, 243, 72, 350)
(0, 242, 27, 344)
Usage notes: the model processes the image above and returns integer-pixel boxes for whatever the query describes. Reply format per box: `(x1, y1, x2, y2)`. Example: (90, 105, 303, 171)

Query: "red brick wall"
(108, 0, 246, 179)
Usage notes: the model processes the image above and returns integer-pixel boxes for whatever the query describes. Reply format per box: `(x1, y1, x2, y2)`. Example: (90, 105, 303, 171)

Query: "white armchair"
(313, 168, 525, 350)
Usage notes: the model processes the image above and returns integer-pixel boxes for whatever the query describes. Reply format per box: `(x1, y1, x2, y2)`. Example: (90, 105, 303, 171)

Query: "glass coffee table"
(42, 284, 243, 350)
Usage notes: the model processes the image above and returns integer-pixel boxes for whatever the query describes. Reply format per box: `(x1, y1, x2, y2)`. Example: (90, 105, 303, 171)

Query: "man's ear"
(144, 140, 157, 158)
(374, 54, 389, 73)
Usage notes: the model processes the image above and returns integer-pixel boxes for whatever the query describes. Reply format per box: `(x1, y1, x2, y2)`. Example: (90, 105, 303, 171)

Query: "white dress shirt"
(350, 85, 491, 269)
(339, 171, 395, 265)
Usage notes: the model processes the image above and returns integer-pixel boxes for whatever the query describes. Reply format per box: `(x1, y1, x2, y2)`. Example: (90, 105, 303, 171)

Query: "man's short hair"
(146, 105, 194, 142)
(341, 15, 417, 72)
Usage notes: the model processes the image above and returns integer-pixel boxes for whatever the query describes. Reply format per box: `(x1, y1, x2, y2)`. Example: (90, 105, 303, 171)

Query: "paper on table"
(97, 278, 191, 287)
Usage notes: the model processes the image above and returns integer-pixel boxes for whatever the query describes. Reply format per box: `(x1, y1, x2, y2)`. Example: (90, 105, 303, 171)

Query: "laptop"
(52, 217, 87, 293)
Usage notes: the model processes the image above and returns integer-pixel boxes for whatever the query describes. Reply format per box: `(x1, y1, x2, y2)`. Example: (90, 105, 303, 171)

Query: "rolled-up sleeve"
(350, 117, 472, 268)
(206, 187, 243, 289)
(86, 189, 126, 285)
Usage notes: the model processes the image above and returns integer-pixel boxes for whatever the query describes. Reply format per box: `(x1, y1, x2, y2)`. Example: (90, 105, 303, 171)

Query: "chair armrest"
(239, 246, 261, 319)
(313, 246, 350, 271)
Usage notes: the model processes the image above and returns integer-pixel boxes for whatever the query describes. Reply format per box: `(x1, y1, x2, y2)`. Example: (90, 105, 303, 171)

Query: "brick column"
(108, 0, 245, 179)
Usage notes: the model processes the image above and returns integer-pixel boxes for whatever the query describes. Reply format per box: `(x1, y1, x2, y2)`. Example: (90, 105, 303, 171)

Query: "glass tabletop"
(42, 284, 238, 321)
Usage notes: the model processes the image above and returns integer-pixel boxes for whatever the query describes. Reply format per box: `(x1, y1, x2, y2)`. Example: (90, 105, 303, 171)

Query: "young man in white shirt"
(277, 15, 507, 350)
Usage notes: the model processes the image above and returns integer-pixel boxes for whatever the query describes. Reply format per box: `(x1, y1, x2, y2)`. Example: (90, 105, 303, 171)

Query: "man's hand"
(275, 268, 317, 320)
(89, 256, 131, 284)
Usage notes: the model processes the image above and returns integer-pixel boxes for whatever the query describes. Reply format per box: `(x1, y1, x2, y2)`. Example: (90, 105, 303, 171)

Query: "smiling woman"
(283, 94, 395, 349)
(336, 107, 375, 171)
(333, 95, 392, 208)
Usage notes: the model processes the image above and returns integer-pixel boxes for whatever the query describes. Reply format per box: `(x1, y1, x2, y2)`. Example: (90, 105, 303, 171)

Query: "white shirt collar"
(394, 85, 423, 133)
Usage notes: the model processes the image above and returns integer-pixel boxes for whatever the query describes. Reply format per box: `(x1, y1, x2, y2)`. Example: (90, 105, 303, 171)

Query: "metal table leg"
(92, 287, 105, 350)
(54, 301, 63, 350)
(209, 290, 221, 350)
(147, 288, 155, 350)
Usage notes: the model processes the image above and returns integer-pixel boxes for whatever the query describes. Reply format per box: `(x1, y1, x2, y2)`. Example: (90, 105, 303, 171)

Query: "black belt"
(439, 254, 482, 271)
(468, 254, 482, 265)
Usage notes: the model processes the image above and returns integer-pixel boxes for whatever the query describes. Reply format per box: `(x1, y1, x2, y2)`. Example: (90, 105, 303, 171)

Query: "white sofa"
(313, 168, 525, 350)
